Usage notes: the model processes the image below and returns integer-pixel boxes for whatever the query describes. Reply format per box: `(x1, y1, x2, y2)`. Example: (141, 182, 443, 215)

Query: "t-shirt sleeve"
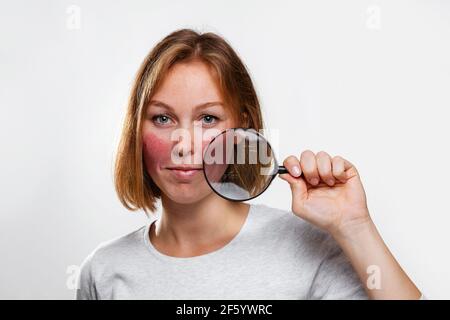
(75, 250, 98, 300)
(307, 235, 368, 300)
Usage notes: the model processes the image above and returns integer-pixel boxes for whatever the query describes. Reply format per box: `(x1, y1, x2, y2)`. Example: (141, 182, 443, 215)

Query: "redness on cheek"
(142, 132, 172, 172)
(143, 131, 213, 169)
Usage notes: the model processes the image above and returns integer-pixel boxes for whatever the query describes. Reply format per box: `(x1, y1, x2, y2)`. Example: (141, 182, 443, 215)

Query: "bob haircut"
(114, 28, 265, 215)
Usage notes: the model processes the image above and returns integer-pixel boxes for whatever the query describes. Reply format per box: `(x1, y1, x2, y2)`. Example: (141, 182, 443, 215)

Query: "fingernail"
(292, 166, 301, 177)
(311, 178, 319, 185)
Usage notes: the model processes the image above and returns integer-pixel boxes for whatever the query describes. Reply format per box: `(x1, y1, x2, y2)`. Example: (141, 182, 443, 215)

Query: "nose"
(171, 125, 204, 164)
(173, 134, 192, 158)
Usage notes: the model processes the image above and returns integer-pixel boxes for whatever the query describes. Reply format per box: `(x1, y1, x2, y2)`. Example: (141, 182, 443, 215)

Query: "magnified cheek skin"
(142, 132, 172, 175)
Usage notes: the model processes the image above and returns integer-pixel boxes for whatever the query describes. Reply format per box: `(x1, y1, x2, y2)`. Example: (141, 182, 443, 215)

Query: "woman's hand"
(279, 150, 422, 299)
(279, 150, 371, 237)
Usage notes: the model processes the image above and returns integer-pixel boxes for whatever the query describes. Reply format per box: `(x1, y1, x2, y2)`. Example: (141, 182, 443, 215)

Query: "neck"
(154, 193, 250, 249)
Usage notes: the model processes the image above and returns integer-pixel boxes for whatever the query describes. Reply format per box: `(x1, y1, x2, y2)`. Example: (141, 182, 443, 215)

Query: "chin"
(163, 184, 212, 204)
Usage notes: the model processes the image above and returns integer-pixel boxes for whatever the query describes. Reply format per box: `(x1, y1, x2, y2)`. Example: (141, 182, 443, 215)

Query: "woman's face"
(142, 60, 236, 204)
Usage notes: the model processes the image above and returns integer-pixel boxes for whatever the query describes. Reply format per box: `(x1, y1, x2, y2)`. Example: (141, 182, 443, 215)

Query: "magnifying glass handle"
(278, 166, 304, 176)
(278, 166, 289, 174)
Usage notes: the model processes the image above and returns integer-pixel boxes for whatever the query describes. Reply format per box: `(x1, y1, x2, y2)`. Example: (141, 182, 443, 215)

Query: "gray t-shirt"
(76, 203, 368, 299)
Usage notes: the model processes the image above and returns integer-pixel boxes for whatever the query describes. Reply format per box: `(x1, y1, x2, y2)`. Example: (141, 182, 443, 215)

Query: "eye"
(201, 114, 219, 125)
(152, 114, 172, 125)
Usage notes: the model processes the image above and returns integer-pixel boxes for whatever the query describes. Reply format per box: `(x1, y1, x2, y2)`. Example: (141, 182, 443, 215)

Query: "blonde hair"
(114, 29, 265, 214)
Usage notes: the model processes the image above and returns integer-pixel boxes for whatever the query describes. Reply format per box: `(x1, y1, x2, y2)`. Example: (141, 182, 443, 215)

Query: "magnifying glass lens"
(203, 128, 280, 201)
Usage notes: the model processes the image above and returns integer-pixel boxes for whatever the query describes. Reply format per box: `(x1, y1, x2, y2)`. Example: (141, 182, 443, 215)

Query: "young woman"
(76, 29, 423, 300)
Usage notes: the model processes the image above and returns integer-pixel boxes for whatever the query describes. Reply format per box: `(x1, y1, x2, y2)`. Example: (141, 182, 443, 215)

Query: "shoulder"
(250, 204, 364, 298)
(78, 225, 147, 278)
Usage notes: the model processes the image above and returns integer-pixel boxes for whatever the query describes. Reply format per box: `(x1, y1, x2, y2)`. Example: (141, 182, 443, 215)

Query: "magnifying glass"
(202, 128, 294, 201)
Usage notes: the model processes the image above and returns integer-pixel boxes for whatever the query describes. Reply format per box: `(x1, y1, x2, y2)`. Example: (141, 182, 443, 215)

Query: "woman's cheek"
(142, 132, 172, 174)
(200, 134, 217, 156)
(143, 131, 218, 171)
(201, 139, 211, 158)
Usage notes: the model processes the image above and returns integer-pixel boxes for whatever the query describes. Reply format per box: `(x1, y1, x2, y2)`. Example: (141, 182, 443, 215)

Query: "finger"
(344, 158, 355, 171)
(282, 155, 302, 177)
(300, 150, 320, 185)
(341, 158, 358, 180)
(332, 155, 347, 183)
(316, 151, 335, 186)
(278, 169, 308, 202)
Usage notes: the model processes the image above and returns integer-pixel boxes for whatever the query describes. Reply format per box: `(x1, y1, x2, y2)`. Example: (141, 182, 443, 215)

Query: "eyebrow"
(148, 100, 224, 112)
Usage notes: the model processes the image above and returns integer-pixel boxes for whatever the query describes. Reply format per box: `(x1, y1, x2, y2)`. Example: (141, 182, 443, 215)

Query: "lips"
(167, 166, 203, 170)
(166, 166, 203, 180)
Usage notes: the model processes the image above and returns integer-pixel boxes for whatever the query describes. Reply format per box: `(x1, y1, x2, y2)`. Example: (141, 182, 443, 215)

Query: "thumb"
(278, 173, 308, 203)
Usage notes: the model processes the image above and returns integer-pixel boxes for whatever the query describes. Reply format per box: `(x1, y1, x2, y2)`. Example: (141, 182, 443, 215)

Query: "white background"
(0, 0, 449, 299)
